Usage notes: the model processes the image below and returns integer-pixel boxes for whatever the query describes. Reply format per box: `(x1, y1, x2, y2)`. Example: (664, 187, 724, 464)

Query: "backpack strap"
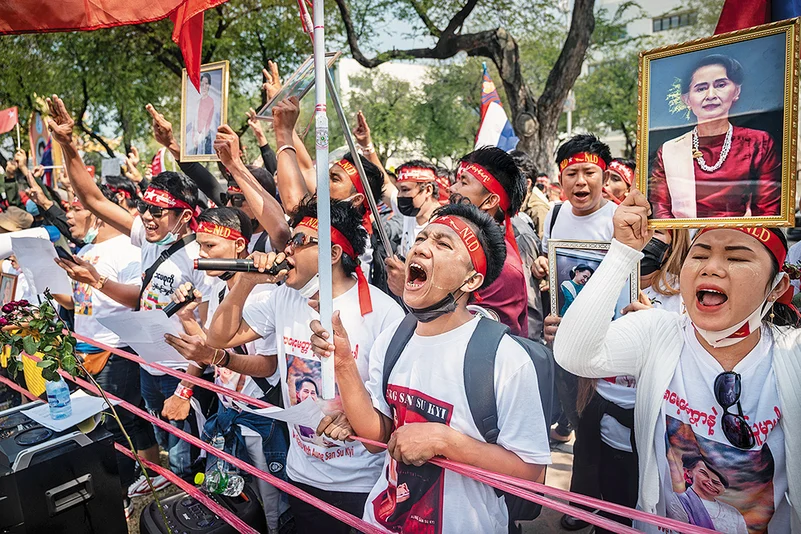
(135, 234, 196, 311)
(252, 231, 269, 253)
(547, 202, 562, 238)
(464, 318, 510, 444)
(381, 314, 418, 398)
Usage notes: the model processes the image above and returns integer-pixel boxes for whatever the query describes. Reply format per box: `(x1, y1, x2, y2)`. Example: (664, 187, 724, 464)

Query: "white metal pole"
(15, 123, 20, 150)
(313, 0, 335, 400)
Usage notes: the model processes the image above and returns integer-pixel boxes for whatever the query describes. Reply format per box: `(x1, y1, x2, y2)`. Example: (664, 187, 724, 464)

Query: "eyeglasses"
(286, 232, 319, 250)
(228, 193, 246, 207)
(714, 371, 755, 449)
(136, 200, 174, 218)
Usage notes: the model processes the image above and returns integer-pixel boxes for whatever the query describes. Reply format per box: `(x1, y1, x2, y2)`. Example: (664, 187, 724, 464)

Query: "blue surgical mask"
(154, 219, 184, 246)
(83, 225, 99, 244)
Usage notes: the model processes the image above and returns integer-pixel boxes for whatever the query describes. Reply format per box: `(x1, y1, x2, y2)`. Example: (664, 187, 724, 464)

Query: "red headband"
(143, 186, 198, 230)
(429, 215, 487, 277)
(296, 217, 372, 316)
(457, 161, 520, 261)
(697, 227, 794, 306)
(608, 160, 634, 186)
(396, 167, 437, 183)
(108, 186, 132, 199)
(336, 159, 373, 235)
(196, 221, 248, 244)
(227, 185, 242, 194)
(559, 152, 607, 174)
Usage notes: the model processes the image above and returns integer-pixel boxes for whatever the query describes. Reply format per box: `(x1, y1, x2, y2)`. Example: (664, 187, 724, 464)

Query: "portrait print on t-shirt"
(372, 385, 453, 534)
(286, 353, 331, 447)
(664, 416, 776, 534)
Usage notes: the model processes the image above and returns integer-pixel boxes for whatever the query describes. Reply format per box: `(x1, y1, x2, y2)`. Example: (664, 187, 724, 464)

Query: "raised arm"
(271, 97, 314, 215)
(46, 95, 135, 236)
(146, 104, 180, 161)
(214, 125, 290, 250)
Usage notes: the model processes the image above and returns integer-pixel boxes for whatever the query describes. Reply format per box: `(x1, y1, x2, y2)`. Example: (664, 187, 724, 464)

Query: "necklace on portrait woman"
(692, 123, 733, 173)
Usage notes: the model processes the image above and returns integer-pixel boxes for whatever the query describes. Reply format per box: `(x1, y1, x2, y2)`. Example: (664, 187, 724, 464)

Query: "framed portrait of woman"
(0, 273, 17, 305)
(548, 240, 639, 320)
(180, 61, 230, 162)
(638, 18, 799, 228)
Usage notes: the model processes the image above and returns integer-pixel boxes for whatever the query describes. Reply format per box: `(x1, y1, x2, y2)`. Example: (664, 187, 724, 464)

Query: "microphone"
(193, 258, 291, 275)
(163, 285, 196, 318)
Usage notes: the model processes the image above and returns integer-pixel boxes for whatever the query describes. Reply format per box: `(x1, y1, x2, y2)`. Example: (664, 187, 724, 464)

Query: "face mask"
(448, 192, 490, 210)
(693, 272, 784, 348)
(408, 274, 474, 323)
(397, 194, 421, 217)
(299, 274, 320, 298)
(154, 218, 185, 246)
(640, 238, 671, 276)
(83, 224, 99, 245)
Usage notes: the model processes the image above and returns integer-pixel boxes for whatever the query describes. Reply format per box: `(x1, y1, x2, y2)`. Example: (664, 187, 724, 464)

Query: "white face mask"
(83, 222, 100, 244)
(693, 272, 785, 348)
(298, 273, 320, 298)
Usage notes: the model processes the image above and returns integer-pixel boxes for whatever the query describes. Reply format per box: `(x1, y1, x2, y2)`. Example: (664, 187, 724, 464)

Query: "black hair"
(764, 228, 800, 328)
(197, 207, 253, 242)
(295, 376, 319, 394)
(508, 150, 539, 185)
(436, 167, 455, 186)
(682, 454, 729, 489)
(227, 166, 278, 200)
(430, 203, 507, 290)
(459, 146, 526, 220)
(611, 158, 636, 173)
(555, 133, 613, 167)
(396, 159, 439, 196)
(150, 171, 198, 210)
(570, 264, 595, 279)
(289, 195, 367, 277)
(105, 175, 139, 208)
(201, 72, 212, 85)
(97, 184, 120, 204)
(340, 153, 383, 206)
(682, 54, 744, 94)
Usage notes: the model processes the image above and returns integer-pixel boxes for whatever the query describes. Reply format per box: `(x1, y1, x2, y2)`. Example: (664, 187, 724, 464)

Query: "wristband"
(358, 142, 375, 155)
(220, 351, 231, 368)
(276, 145, 297, 158)
(174, 384, 194, 400)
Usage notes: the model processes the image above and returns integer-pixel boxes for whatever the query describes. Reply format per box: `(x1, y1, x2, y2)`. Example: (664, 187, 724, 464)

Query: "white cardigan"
(554, 239, 801, 530)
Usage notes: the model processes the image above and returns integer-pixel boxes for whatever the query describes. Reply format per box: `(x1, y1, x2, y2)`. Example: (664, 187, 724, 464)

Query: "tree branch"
(407, 0, 441, 37)
(441, 0, 479, 38)
(74, 77, 115, 159)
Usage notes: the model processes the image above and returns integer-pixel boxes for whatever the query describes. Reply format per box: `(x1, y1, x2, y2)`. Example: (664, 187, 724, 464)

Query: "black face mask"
(409, 293, 459, 322)
(449, 192, 491, 210)
(640, 237, 671, 276)
(397, 195, 421, 217)
(219, 271, 234, 281)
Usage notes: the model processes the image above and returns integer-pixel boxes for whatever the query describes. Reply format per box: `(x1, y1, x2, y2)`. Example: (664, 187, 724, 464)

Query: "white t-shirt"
(73, 235, 142, 348)
(390, 189, 426, 258)
(362, 317, 552, 534)
(205, 278, 279, 437)
(788, 241, 800, 295)
(130, 217, 216, 373)
(640, 320, 789, 533)
(248, 230, 274, 255)
(541, 200, 616, 253)
(242, 281, 404, 492)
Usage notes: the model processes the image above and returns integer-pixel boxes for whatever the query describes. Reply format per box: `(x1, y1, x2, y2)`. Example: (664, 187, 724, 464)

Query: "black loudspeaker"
(139, 484, 267, 534)
(0, 403, 127, 534)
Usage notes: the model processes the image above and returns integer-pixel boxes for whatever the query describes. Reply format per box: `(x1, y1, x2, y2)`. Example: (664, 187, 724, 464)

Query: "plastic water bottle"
(194, 470, 245, 497)
(211, 434, 227, 472)
(45, 378, 72, 420)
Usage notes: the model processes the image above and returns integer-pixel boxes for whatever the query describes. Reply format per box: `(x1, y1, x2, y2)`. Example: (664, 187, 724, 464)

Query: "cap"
(0, 207, 34, 233)
(194, 472, 205, 485)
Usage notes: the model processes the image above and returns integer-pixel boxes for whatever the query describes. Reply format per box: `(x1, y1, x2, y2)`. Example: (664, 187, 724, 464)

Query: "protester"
(164, 207, 289, 533)
(603, 158, 635, 205)
(555, 191, 801, 532)
(105, 175, 141, 217)
(51, 189, 157, 518)
(46, 94, 216, 490)
(310, 202, 551, 533)
(206, 197, 404, 534)
(449, 146, 529, 336)
(512, 150, 550, 236)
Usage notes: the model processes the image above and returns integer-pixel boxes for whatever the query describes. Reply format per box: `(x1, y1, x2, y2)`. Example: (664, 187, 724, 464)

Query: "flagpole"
(15, 123, 20, 150)
(312, 0, 335, 400)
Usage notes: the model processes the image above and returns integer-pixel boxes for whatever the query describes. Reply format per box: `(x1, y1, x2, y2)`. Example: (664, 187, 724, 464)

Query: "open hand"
(613, 189, 653, 251)
(46, 95, 75, 145)
(164, 333, 216, 365)
(146, 104, 176, 149)
(54, 254, 101, 286)
(309, 311, 354, 371)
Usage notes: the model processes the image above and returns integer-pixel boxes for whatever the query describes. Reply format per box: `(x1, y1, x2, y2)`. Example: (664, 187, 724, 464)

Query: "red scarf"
(336, 159, 373, 235)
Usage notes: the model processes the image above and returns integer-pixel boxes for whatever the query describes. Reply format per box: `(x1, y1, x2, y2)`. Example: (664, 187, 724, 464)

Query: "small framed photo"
(255, 52, 342, 121)
(548, 240, 639, 319)
(637, 18, 799, 228)
(0, 273, 17, 305)
(180, 61, 230, 162)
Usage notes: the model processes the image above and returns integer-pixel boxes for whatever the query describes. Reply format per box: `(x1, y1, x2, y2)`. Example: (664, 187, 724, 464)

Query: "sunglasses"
(228, 193, 246, 207)
(714, 371, 756, 449)
(135, 200, 179, 218)
(286, 232, 319, 250)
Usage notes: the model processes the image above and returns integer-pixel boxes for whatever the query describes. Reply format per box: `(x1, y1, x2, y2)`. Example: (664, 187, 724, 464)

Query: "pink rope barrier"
(57, 335, 719, 534)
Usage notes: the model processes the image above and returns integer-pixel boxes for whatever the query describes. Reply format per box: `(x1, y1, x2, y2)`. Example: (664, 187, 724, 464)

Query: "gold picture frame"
(0, 273, 17, 305)
(548, 240, 639, 319)
(637, 18, 799, 228)
(180, 60, 230, 162)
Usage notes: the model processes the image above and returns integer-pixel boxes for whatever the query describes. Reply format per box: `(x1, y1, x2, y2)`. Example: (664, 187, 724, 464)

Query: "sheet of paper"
(232, 397, 325, 428)
(0, 227, 49, 259)
(23, 389, 120, 433)
(96, 310, 193, 365)
(10, 235, 72, 295)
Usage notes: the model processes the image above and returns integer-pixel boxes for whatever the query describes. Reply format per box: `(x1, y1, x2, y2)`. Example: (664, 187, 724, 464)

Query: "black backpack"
(382, 314, 554, 533)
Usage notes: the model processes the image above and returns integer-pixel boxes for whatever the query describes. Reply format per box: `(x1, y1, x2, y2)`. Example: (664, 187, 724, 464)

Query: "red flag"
(0, 107, 18, 135)
(715, 0, 770, 33)
(0, 1, 227, 90)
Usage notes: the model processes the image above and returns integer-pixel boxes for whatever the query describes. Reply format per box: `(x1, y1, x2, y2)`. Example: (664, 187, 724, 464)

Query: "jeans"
(139, 368, 196, 478)
(94, 352, 157, 490)
(287, 477, 369, 534)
